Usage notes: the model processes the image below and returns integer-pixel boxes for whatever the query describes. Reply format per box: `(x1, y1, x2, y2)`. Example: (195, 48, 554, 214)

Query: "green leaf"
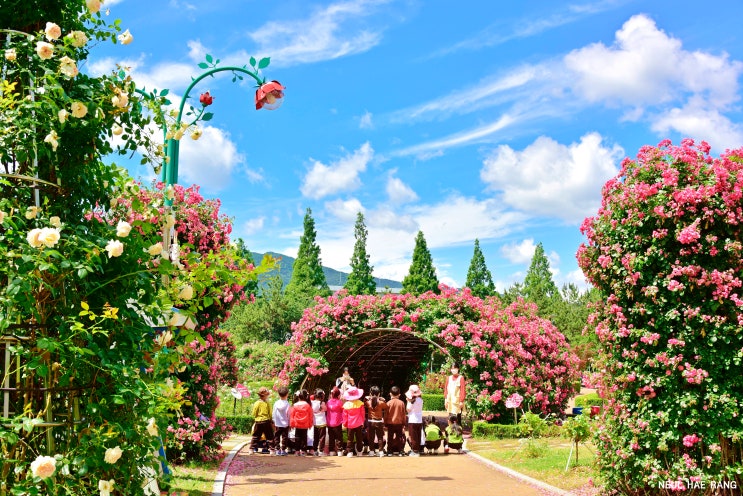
(258, 57, 271, 69)
(205, 53, 213, 63)
(203, 296, 214, 307)
(197, 62, 209, 69)
(201, 112, 214, 122)
(249, 56, 257, 67)
(160, 89, 169, 97)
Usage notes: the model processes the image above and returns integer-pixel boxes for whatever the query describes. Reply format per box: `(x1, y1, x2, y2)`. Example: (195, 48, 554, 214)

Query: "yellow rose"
(190, 128, 202, 140)
(116, 221, 132, 237)
(103, 446, 122, 464)
(38, 227, 61, 248)
(118, 29, 133, 45)
(178, 285, 194, 300)
(35, 41, 54, 60)
(98, 479, 115, 496)
(44, 130, 59, 151)
(111, 124, 123, 135)
(70, 101, 88, 118)
(27, 229, 43, 248)
(0, 211, 7, 223)
(147, 242, 163, 256)
(67, 30, 88, 48)
(146, 418, 158, 437)
(86, 0, 101, 13)
(58, 109, 68, 124)
(44, 22, 61, 41)
(25, 206, 40, 219)
(4, 48, 16, 61)
(50, 216, 62, 228)
(112, 92, 129, 108)
(105, 239, 124, 258)
(59, 56, 78, 78)
(29, 455, 56, 479)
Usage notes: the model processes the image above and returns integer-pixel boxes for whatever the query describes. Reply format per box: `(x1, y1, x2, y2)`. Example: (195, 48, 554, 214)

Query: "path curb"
(211, 441, 247, 496)
(465, 450, 573, 496)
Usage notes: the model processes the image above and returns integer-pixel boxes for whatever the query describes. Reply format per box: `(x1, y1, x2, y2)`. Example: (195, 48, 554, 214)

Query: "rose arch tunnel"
(300, 328, 447, 394)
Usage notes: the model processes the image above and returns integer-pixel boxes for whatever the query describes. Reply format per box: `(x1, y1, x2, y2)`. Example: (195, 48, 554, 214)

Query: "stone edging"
(211, 441, 247, 496)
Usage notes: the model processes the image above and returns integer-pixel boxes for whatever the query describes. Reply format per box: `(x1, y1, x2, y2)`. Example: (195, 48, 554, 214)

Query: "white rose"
(146, 418, 158, 437)
(178, 285, 194, 300)
(35, 41, 54, 60)
(86, 0, 102, 13)
(103, 446, 122, 464)
(25, 206, 40, 219)
(50, 216, 62, 228)
(105, 239, 124, 258)
(27, 229, 43, 248)
(71, 101, 88, 118)
(45, 22, 61, 41)
(112, 92, 129, 108)
(4, 48, 16, 61)
(67, 30, 88, 48)
(59, 56, 78, 78)
(173, 128, 184, 140)
(38, 227, 61, 248)
(111, 124, 123, 135)
(98, 479, 115, 496)
(116, 221, 131, 237)
(147, 242, 163, 256)
(118, 29, 133, 45)
(44, 130, 59, 151)
(29, 455, 56, 479)
(58, 109, 68, 124)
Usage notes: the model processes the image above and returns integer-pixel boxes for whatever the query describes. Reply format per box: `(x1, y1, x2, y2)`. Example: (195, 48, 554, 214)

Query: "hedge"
(221, 415, 255, 434)
(421, 393, 445, 411)
(471, 421, 562, 439)
(573, 392, 605, 408)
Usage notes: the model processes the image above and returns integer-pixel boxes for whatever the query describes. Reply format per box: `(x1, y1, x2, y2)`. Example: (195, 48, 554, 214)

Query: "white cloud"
(367, 208, 418, 232)
(501, 239, 537, 264)
(651, 98, 743, 152)
(187, 39, 208, 62)
(385, 173, 418, 204)
(565, 14, 742, 109)
(359, 111, 373, 129)
(325, 197, 364, 222)
(242, 216, 265, 236)
(178, 126, 244, 190)
(481, 132, 622, 223)
(300, 142, 374, 199)
(247, 0, 389, 67)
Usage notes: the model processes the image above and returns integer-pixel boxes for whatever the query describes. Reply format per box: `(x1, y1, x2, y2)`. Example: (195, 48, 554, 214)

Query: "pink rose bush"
(280, 287, 579, 420)
(577, 139, 743, 492)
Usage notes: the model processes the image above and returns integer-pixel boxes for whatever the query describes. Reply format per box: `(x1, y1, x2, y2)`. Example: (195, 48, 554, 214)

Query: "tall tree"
(345, 212, 376, 294)
(235, 237, 258, 296)
(286, 208, 329, 295)
(402, 230, 440, 295)
(465, 239, 495, 298)
(522, 242, 561, 316)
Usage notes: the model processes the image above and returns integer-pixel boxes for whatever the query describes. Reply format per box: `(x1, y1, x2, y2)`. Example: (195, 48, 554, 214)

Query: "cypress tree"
(345, 212, 376, 295)
(402, 230, 440, 295)
(522, 242, 560, 313)
(286, 208, 328, 295)
(465, 238, 495, 298)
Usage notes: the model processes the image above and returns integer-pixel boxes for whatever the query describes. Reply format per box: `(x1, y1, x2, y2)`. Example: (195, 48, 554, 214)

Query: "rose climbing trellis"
(279, 287, 580, 420)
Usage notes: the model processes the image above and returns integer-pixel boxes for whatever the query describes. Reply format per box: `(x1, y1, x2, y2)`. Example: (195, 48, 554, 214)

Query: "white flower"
(27, 229, 43, 248)
(67, 30, 88, 48)
(147, 242, 163, 256)
(98, 478, 115, 496)
(146, 418, 158, 437)
(164, 214, 176, 229)
(105, 239, 124, 258)
(45, 22, 62, 41)
(4, 48, 16, 61)
(103, 446, 122, 464)
(25, 206, 40, 219)
(118, 29, 133, 45)
(111, 124, 123, 135)
(44, 130, 59, 151)
(38, 227, 61, 248)
(178, 285, 194, 300)
(0, 211, 7, 223)
(59, 56, 78, 78)
(49, 216, 62, 228)
(58, 109, 68, 124)
(190, 128, 202, 140)
(116, 220, 132, 237)
(173, 129, 185, 140)
(112, 92, 129, 108)
(155, 330, 173, 347)
(29, 455, 56, 479)
(86, 0, 102, 13)
(35, 41, 54, 60)
(164, 185, 175, 200)
(71, 101, 88, 118)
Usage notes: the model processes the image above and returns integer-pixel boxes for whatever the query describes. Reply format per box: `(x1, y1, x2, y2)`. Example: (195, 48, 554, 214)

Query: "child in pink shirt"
(326, 387, 344, 456)
(341, 386, 365, 457)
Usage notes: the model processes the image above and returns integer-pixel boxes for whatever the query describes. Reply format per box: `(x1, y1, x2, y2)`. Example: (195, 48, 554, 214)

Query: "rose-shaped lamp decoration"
(255, 80, 284, 110)
(199, 91, 214, 106)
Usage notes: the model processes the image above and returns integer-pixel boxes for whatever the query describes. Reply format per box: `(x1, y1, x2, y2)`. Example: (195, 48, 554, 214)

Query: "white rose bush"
(0, 0, 268, 493)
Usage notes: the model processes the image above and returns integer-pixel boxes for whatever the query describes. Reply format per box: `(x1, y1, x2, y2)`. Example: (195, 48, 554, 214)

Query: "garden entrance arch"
(279, 288, 580, 420)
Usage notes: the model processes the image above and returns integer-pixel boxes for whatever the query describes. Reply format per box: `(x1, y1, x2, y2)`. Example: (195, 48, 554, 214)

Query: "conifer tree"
(345, 212, 376, 295)
(465, 238, 495, 298)
(234, 237, 259, 296)
(287, 208, 328, 295)
(522, 242, 560, 313)
(402, 230, 440, 295)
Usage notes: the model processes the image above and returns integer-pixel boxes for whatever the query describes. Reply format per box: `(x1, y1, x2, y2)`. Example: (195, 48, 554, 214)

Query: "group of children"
(248, 383, 465, 457)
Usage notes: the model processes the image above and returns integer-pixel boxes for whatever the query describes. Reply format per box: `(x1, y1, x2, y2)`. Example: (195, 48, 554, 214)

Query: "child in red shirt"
(289, 389, 314, 456)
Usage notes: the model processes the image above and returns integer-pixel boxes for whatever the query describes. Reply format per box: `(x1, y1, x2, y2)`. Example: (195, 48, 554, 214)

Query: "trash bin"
(572, 407, 583, 415)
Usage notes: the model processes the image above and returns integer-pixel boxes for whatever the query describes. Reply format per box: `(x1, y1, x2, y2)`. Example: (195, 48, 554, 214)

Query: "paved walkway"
(221, 440, 563, 496)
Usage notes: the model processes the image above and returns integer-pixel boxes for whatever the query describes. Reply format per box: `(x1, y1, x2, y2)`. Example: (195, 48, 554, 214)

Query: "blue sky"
(91, 0, 743, 290)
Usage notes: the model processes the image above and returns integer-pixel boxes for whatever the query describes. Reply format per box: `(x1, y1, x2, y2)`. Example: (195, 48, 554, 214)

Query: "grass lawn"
(466, 437, 599, 492)
(163, 459, 222, 496)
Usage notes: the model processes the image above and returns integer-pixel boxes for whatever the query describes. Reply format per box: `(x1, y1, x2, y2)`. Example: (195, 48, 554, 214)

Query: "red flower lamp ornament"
(199, 91, 214, 106)
(255, 80, 284, 110)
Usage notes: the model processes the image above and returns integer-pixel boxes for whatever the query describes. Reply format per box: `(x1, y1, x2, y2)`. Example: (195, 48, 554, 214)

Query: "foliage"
(563, 413, 593, 445)
(420, 394, 445, 411)
(234, 238, 258, 296)
(471, 421, 562, 439)
(344, 212, 376, 295)
(518, 412, 549, 438)
(419, 371, 446, 393)
(235, 340, 288, 381)
(577, 139, 743, 493)
(573, 392, 605, 408)
(286, 208, 328, 296)
(219, 416, 255, 434)
(465, 239, 495, 298)
(280, 287, 579, 420)
(522, 242, 560, 316)
(402, 230, 440, 295)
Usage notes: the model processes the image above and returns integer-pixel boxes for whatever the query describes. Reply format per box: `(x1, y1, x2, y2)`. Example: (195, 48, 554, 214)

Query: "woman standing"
(443, 364, 466, 425)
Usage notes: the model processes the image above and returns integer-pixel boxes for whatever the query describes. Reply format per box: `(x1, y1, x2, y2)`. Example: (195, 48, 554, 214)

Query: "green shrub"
(472, 420, 563, 439)
(573, 392, 605, 408)
(222, 415, 255, 434)
(518, 412, 548, 438)
(236, 341, 288, 382)
(422, 393, 445, 411)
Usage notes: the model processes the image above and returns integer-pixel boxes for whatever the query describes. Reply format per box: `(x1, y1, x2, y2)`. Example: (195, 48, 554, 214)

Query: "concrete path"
(222, 447, 563, 496)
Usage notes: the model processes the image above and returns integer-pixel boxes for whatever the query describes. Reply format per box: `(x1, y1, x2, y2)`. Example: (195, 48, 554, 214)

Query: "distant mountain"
(251, 251, 403, 290)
